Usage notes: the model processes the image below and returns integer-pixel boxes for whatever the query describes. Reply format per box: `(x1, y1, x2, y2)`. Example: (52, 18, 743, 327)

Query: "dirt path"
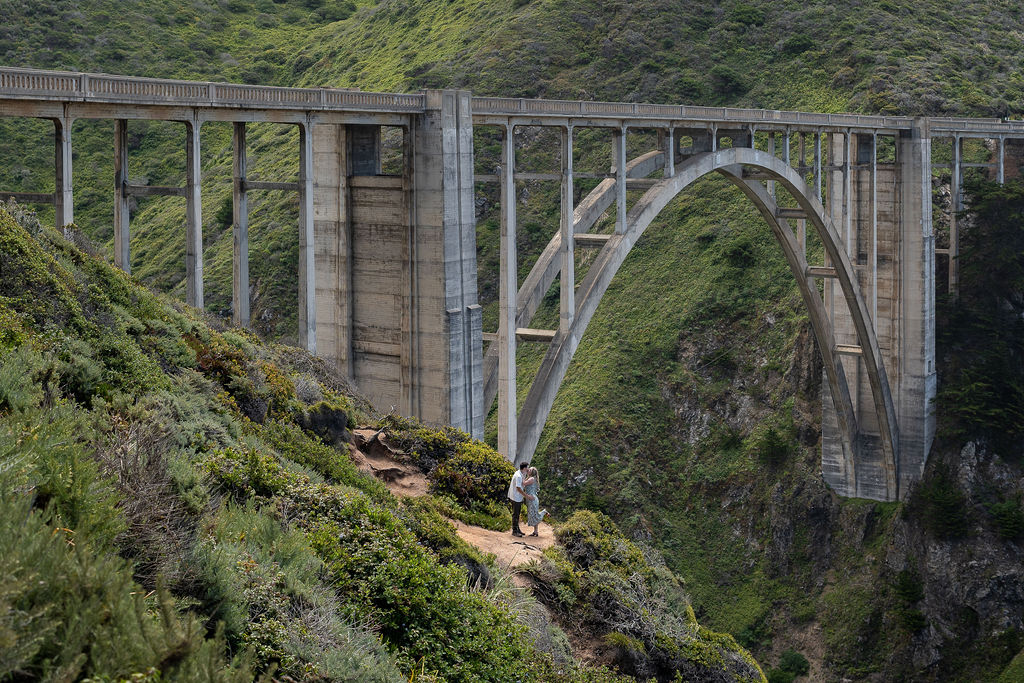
(451, 518, 555, 573)
(351, 427, 556, 572)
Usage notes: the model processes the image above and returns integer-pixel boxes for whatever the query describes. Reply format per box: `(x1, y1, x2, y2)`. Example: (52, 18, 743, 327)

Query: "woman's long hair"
(529, 466, 540, 492)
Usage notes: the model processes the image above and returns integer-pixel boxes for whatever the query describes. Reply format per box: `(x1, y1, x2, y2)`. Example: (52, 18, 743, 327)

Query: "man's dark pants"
(511, 499, 524, 534)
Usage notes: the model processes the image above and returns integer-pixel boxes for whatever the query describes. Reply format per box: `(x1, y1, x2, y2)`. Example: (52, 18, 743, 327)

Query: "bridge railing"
(470, 96, 921, 130)
(0, 66, 426, 113)
(4, 66, 1024, 136)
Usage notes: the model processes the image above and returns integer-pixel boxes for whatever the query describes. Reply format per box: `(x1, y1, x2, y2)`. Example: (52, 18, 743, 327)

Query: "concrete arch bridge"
(3, 67, 1024, 500)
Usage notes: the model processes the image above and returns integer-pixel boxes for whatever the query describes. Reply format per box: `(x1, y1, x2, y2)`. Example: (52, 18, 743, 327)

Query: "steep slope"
(0, 200, 766, 682)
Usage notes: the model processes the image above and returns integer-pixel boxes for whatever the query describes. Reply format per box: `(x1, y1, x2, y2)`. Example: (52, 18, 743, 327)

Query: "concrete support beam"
(560, 125, 575, 336)
(54, 115, 73, 232)
(232, 121, 249, 327)
(312, 122, 353, 378)
(665, 127, 675, 178)
(949, 135, 962, 294)
(614, 126, 627, 234)
(499, 123, 518, 460)
(113, 119, 130, 273)
(185, 117, 203, 309)
(897, 119, 936, 495)
(298, 119, 316, 353)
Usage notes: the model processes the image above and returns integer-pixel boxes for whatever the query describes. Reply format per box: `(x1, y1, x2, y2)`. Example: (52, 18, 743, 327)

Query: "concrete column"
(560, 125, 575, 336)
(871, 133, 878, 328)
(312, 122, 353, 378)
(665, 127, 675, 178)
(949, 135, 962, 294)
(410, 91, 481, 438)
(185, 117, 203, 309)
(998, 136, 1005, 184)
(896, 119, 936, 496)
(614, 126, 627, 234)
(113, 119, 130, 273)
(499, 123, 518, 460)
(232, 122, 249, 328)
(54, 115, 73, 232)
(768, 131, 776, 199)
(298, 119, 316, 353)
(814, 130, 822, 202)
(823, 122, 935, 501)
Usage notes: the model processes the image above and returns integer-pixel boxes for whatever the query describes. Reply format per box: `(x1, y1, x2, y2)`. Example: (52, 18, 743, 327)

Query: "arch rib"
(514, 147, 900, 499)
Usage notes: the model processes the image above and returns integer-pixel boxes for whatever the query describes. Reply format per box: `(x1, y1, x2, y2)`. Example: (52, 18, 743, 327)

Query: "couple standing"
(507, 461, 548, 537)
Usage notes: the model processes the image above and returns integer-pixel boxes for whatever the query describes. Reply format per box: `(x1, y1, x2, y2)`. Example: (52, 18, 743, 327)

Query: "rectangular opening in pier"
(237, 121, 302, 342)
(0, 116, 58, 224)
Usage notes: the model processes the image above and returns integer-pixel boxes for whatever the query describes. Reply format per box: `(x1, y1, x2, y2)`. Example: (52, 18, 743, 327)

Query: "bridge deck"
(3, 66, 1024, 137)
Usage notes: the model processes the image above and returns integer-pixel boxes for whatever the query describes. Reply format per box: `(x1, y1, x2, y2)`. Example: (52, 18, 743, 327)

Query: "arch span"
(514, 147, 900, 499)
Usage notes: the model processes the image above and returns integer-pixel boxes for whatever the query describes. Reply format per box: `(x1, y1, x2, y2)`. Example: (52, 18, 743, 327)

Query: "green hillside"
(0, 200, 769, 681)
(2, 0, 1024, 680)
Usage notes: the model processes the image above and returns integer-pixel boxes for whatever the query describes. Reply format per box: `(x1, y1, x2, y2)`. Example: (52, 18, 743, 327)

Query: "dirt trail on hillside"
(452, 519, 555, 574)
(350, 428, 555, 572)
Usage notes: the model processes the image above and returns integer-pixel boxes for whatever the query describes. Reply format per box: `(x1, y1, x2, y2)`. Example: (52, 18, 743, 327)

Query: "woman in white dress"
(522, 466, 548, 536)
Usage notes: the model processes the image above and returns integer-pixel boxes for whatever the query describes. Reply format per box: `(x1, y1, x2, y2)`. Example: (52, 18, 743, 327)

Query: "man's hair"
(519, 462, 529, 469)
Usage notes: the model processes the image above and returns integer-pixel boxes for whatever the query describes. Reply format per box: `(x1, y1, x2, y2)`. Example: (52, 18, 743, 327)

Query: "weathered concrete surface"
(823, 124, 935, 500)
(311, 91, 482, 439)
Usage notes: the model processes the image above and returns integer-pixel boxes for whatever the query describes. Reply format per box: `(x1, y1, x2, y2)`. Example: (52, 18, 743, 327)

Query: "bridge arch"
(513, 146, 900, 498)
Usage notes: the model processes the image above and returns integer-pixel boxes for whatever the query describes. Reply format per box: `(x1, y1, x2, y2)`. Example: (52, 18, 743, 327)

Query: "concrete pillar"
(499, 123, 518, 459)
(814, 130, 822, 202)
(54, 115, 73, 232)
(232, 122, 249, 328)
(185, 118, 203, 309)
(614, 126, 627, 234)
(311, 92, 481, 438)
(312, 122, 353, 378)
(113, 119, 130, 273)
(896, 119, 936, 496)
(298, 119, 316, 353)
(949, 135, 962, 294)
(665, 127, 675, 178)
(560, 125, 575, 336)
(409, 90, 482, 438)
(823, 122, 935, 501)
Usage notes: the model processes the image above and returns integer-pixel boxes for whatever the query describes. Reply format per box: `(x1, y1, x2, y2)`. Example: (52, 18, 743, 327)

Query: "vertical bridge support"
(824, 120, 935, 500)
(312, 91, 483, 438)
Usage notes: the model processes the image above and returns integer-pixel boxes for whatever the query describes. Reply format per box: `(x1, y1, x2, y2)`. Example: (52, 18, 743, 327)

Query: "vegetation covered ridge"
(0, 199, 764, 682)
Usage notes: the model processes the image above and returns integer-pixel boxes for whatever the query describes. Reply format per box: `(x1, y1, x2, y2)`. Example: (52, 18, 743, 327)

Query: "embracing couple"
(507, 462, 548, 537)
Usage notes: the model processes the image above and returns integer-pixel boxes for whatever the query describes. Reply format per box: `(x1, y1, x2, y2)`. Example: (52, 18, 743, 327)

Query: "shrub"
(779, 649, 810, 676)
(781, 35, 814, 55)
(728, 4, 765, 26)
(912, 465, 969, 538)
(305, 494, 535, 681)
(429, 440, 515, 509)
(990, 499, 1024, 539)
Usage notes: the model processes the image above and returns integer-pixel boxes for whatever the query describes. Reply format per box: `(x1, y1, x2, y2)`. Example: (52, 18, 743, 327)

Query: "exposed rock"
(297, 401, 351, 448)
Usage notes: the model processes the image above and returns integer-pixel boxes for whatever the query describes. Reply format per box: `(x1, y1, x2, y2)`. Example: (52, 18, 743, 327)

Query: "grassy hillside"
(0, 199, 767, 681)
(3, 0, 1024, 680)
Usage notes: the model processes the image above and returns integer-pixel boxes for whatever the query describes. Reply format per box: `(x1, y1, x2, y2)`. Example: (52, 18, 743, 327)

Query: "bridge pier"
(232, 122, 249, 328)
(113, 119, 130, 273)
(185, 117, 203, 310)
(54, 115, 73, 232)
(823, 121, 935, 500)
(312, 91, 483, 438)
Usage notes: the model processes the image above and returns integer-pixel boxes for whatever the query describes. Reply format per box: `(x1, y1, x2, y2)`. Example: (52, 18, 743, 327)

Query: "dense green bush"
(910, 465, 969, 538)
(526, 511, 765, 681)
(989, 499, 1024, 540)
(430, 440, 516, 509)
